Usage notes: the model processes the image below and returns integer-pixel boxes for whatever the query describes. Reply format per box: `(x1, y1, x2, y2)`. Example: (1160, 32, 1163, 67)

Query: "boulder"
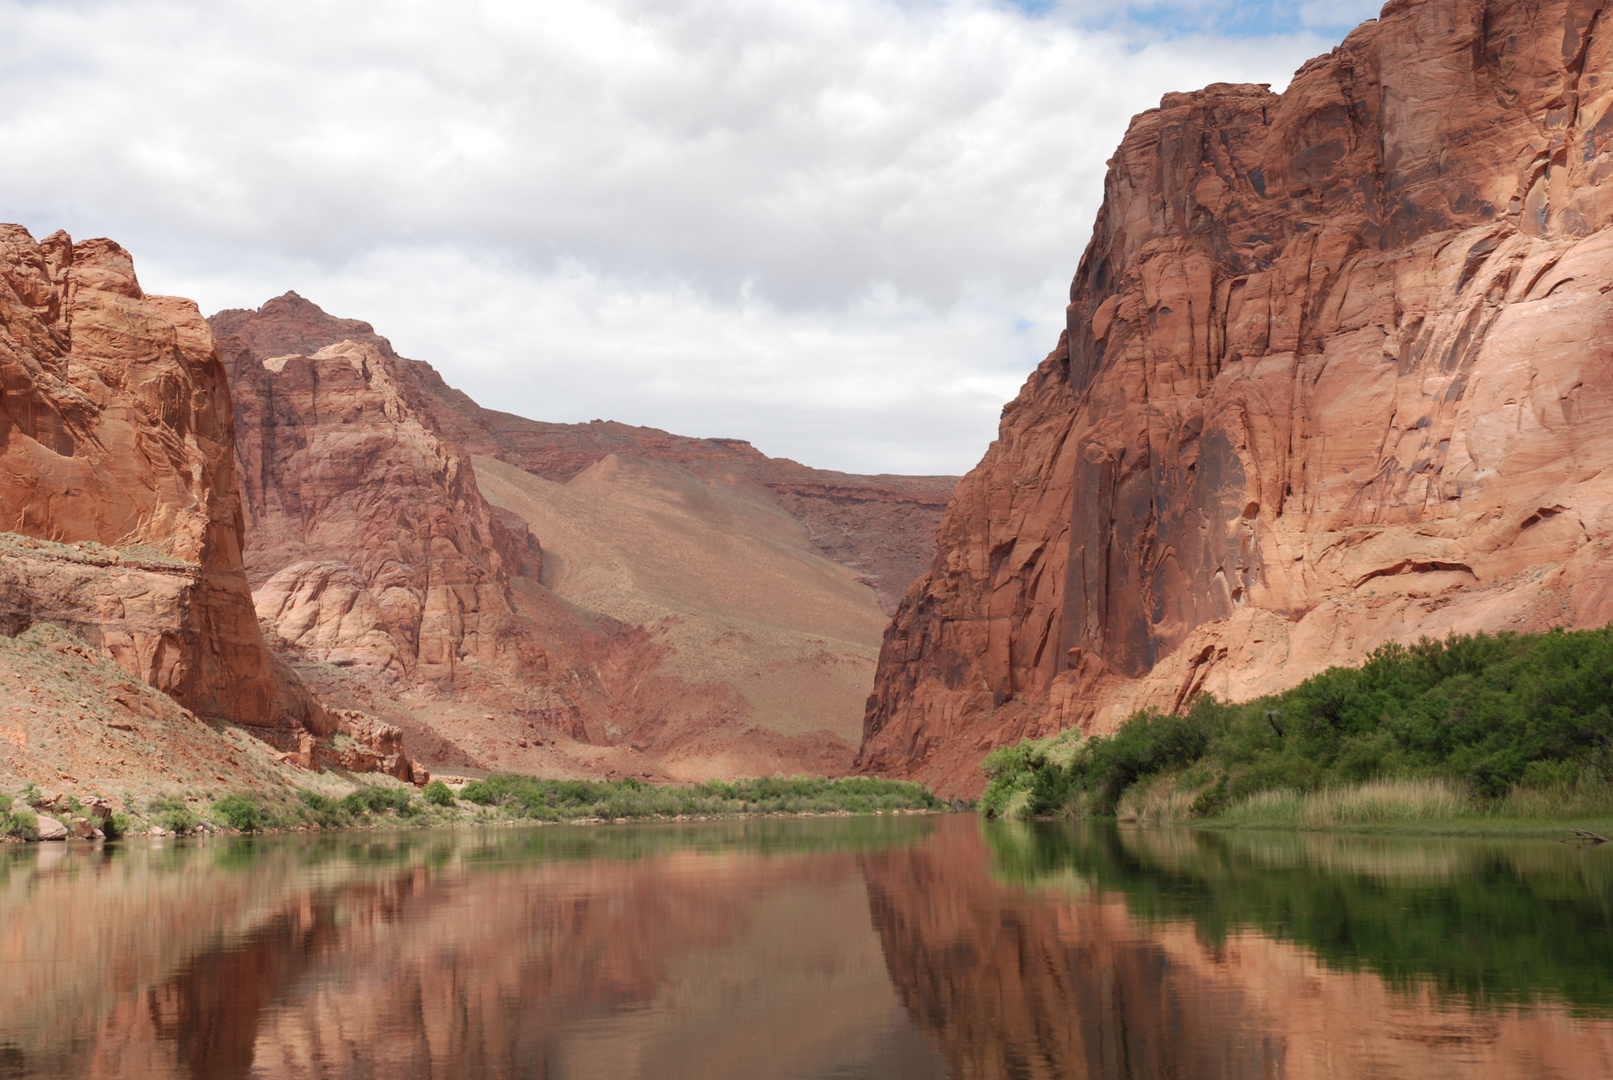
(35, 815, 68, 841)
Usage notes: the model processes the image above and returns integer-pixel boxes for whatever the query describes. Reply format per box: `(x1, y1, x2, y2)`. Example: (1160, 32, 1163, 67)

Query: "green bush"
(980, 626, 1613, 819)
(105, 812, 130, 840)
(148, 795, 201, 835)
(341, 785, 415, 815)
(422, 779, 455, 807)
(1, 807, 38, 841)
(456, 773, 941, 820)
(213, 794, 265, 832)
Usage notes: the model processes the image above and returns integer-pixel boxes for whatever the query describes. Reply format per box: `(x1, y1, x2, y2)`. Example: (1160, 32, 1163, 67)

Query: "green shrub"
(105, 812, 130, 840)
(422, 779, 455, 807)
(341, 785, 415, 815)
(457, 778, 501, 806)
(293, 789, 340, 825)
(148, 795, 201, 834)
(980, 626, 1613, 819)
(458, 773, 940, 820)
(213, 794, 265, 832)
(1, 807, 38, 841)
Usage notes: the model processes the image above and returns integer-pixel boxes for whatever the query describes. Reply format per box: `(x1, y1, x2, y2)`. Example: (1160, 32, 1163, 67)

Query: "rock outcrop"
(0, 228, 324, 731)
(211, 294, 912, 780)
(861, 0, 1613, 796)
(221, 334, 544, 693)
(212, 292, 956, 614)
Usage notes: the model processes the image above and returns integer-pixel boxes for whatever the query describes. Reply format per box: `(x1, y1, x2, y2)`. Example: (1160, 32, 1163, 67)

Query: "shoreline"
(1, 802, 952, 845)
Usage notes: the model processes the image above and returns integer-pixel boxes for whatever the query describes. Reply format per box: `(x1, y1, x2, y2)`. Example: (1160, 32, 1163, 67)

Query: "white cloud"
(0, 0, 1340, 473)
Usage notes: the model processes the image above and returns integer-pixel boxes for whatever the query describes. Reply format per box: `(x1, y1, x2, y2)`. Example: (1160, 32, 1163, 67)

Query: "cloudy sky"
(0, 0, 1379, 474)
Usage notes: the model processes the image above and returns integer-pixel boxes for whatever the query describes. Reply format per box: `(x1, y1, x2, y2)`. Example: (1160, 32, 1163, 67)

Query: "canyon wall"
(0, 227, 323, 731)
(213, 292, 954, 614)
(862, 0, 1613, 796)
(211, 294, 915, 780)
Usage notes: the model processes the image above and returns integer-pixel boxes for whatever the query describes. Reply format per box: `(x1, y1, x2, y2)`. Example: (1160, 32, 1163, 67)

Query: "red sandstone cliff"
(0, 227, 324, 732)
(861, 0, 1613, 796)
(211, 295, 904, 780)
(212, 292, 955, 614)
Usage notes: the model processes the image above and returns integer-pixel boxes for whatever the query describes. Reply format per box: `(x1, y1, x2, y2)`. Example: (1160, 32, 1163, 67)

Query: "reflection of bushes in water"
(980, 627, 1613, 821)
(106, 815, 939, 894)
(983, 819, 1613, 1014)
(457, 774, 942, 821)
(457, 814, 940, 865)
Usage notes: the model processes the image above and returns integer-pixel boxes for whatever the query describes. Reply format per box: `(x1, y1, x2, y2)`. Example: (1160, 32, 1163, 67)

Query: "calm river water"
(2, 814, 1611, 1079)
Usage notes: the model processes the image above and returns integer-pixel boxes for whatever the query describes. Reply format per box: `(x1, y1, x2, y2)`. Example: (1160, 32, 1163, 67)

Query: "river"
(1, 815, 1609, 1078)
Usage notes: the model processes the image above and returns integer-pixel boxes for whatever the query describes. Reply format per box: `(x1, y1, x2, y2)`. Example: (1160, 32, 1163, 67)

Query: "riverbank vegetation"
(455, 774, 942, 821)
(980, 627, 1613, 829)
(0, 773, 943, 841)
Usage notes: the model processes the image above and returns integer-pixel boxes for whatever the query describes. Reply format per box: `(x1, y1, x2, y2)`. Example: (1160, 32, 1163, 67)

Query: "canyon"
(861, 0, 1613, 797)
(207, 292, 953, 782)
(0, 238, 953, 795)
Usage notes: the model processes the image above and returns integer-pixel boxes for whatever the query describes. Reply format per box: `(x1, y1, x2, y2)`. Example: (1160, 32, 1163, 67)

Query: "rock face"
(216, 294, 957, 615)
(210, 294, 920, 780)
(221, 333, 543, 694)
(0, 227, 323, 731)
(862, 0, 1613, 796)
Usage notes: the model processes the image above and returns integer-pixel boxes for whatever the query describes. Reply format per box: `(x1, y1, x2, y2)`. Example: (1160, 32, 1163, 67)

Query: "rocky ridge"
(211, 294, 938, 780)
(861, 0, 1613, 796)
(212, 293, 955, 614)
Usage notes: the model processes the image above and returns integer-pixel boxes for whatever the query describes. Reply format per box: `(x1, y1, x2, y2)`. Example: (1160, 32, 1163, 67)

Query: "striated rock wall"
(0, 227, 323, 730)
(220, 333, 544, 692)
(862, 0, 1613, 796)
(213, 290, 955, 613)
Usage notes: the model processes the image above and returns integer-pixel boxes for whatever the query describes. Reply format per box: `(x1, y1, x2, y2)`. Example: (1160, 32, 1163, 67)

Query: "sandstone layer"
(0, 227, 323, 732)
(211, 293, 956, 614)
(212, 294, 923, 780)
(473, 452, 889, 768)
(862, 0, 1613, 796)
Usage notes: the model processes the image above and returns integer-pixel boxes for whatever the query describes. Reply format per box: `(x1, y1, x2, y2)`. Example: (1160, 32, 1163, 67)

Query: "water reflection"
(1, 817, 1610, 1079)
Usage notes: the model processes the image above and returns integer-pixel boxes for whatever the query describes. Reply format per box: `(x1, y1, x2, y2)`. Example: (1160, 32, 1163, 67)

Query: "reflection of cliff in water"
(985, 822, 1613, 1013)
(0, 819, 945, 1080)
(863, 818, 1613, 1080)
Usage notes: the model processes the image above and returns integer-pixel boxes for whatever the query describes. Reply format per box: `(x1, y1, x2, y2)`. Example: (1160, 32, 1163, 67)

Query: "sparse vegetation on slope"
(981, 627, 1613, 827)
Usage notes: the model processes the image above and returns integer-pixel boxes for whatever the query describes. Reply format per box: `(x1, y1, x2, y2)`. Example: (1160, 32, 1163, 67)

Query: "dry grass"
(1215, 778, 1474, 827)
(1116, 774, 1203, 824)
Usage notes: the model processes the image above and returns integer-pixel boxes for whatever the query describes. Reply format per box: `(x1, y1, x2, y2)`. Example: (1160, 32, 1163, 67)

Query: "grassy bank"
(2, 773, 943, 840)
(980, 626, 1613, 831)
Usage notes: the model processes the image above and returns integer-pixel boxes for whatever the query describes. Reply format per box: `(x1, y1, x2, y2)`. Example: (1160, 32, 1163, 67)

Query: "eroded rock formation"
(222, 334, 544, 693)
(212, 292, 955, 614)
(211, 294, 903, 780)
(0, 227, 323, 731)
(862, 0, 1613, 796)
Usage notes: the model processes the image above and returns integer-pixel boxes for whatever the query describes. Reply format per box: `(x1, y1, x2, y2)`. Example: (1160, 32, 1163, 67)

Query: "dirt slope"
(474, 454, 888, 747)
